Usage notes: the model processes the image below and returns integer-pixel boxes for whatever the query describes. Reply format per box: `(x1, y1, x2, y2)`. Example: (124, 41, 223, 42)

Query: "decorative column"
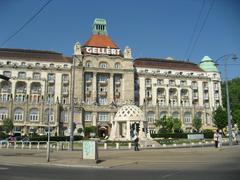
(109, 73, 114, 103)
(92, 72, 97, 103)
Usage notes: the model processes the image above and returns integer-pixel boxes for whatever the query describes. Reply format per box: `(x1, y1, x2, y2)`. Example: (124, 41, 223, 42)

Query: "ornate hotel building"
(0, 18, 221, 136)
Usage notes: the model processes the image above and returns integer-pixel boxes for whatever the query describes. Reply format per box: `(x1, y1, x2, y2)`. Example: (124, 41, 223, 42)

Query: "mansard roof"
(84, 34, 119, 49)
(134, 58, 203, 72)
(0, 48, 72, 63)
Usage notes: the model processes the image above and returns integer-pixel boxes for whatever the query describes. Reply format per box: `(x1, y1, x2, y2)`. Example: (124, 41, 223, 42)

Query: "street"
(0, 162, 239, 180)
(0, 146, 240, 180)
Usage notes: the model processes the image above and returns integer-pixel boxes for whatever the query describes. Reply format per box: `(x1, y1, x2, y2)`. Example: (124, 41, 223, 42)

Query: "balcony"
(146, 94, 152, 99)
(86, 79, 92, 84)
(31, 89, 41, 94)
(86, 90, 91, 96)
(98, 91, 107, 96)
(62, 90, 69, 96)
(204, 96, 209, 100)
(157, 94, 165, 98)
(1, 89, 11, 93)
(115, 92, 120, 97)
(62, 79, 69, 84)
(145, 84, 151, 88)
(215, 96, 219, 100)
(214, 87, 219, 91)
(99, 80, 108, 86)
(16, 89, 26, 93)
(203, 86, 208, 90)
(169, 95, 178, 99)
(48, 79, 55, 84)
(192, 85, 198, 90)
(181, 95, 189, 99)
(115, 81, 121, 86)
(193, 96, 198, 100)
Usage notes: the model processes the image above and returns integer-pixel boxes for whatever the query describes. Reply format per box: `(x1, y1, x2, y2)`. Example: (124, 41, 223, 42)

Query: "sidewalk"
(0, 145, 240, 169)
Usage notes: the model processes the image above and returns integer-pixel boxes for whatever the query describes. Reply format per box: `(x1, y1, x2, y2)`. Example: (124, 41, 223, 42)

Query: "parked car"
(0, 138, 8, 145)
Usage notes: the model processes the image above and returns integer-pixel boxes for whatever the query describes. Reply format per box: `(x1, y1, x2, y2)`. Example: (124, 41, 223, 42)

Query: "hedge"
(29, 135, 83, 141)
(151, 132, 214, 139)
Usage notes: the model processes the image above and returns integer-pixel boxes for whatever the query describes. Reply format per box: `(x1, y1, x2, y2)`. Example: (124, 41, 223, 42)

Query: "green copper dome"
(199, 56, 218, 72)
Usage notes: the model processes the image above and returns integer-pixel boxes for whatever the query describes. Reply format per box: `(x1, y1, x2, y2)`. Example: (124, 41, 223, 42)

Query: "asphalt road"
(0, 162, 239, 180)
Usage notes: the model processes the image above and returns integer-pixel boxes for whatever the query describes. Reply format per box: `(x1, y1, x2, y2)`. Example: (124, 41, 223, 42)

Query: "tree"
(155, 116, 182, 133)
(172, 118, 182, 133)
(213, 106, 227, 131)
(84, 126, 97, 137)
(192, 117, 202, 132)
(232, 109, 240, 130)
(2, 118, 13, 134)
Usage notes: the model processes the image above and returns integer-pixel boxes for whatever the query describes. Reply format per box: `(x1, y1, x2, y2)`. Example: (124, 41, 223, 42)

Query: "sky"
(0, 0, 239, 79)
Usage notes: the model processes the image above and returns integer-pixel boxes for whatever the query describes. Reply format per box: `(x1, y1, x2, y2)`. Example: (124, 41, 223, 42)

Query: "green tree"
(2, 118, 13, 134)
(84, 126, 97, 137)
(172, 118, 182, 132)
(213, 106, 227, 131)
(155, 116, 181, 133)
(232, 109, 240, 130)
(192, 117, 202, 132)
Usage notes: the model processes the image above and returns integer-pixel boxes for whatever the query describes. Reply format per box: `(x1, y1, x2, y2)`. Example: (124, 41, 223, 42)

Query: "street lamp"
(215, 53, 238, 146)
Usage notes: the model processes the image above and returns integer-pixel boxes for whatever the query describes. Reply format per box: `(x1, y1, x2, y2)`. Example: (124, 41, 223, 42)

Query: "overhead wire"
(183, 0, 206, 61)
(187, 0, 215, 60)
(1, 0, 53, 47)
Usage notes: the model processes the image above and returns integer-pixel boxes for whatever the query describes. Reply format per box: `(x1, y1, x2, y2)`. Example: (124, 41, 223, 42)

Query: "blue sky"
(0, 0, 239, 79)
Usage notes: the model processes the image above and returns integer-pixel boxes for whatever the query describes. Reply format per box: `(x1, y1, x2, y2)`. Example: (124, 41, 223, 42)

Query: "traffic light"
(0, 74, 10, 81)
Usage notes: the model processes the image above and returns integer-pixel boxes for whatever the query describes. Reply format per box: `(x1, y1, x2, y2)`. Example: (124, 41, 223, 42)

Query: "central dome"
(114, 104, 145, 122)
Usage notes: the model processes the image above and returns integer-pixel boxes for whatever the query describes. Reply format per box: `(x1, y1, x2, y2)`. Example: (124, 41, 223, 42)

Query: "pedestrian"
(218, 130, 223, 148)
(133, 135, 140, 151)
(214, 130, 219, 148)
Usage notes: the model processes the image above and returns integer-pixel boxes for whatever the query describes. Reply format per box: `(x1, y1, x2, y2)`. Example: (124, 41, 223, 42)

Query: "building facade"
(0, 18, 221, 136)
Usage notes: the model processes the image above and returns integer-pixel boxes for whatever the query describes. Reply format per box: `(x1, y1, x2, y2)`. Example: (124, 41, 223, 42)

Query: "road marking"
(0, 167, 9, 170)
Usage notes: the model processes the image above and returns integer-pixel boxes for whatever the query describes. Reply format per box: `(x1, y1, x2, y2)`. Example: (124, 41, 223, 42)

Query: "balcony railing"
(86, 90, 91, 96)
(16, 89, 26, 93)
(86, 79, 92, 84)
(31, 89, 41, 94)
(1, 89, 11, 93)
(99, 80, 108, 86)
(115, 92, 120, 97)
(115, 81, 121, 86)
(62, 79, 69, 84)
(48, 79, 55, 84)
(98, 91, 107, 96)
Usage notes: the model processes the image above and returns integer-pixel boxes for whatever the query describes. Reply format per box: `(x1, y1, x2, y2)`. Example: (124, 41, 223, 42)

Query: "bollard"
(14, 141, 17, 149)
(29, 142, 32, 149)
(116, 143, 119, 149)
(57, 142, 59, 151)
(128, 142, 132, 149)
(37, 142, 40, 150)
(163, 144, 166, 147)
(104, 143, 107, 150)
(173, 144, 177, 147)
(7, 142, 9, 149)
(0, 141, 2, 149)
(22, 142, 24, 149)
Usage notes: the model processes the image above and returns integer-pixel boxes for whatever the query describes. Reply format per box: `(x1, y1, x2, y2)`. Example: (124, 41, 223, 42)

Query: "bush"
(29, 135, 83, 141)
(0, 131, 7, 139)
(151, 132, 214, 139)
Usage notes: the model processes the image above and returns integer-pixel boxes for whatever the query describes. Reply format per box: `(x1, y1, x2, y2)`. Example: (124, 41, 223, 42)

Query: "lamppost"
(215, 54, 238, 146)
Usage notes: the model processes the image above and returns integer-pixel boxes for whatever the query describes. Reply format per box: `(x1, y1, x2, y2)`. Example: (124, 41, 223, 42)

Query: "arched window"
(14, 108, 24, 121)
(29, 108, 39, 121)
(184, 112, 192, 124)
(147, 111, 155, 123)
(160, 111, 167, 118)
(18, 72, 26, 79)
(0, 108, 8, 120)
(172, 111, 179, 119)
(99, 62, 108, 68)
(114, 63, 121, 69)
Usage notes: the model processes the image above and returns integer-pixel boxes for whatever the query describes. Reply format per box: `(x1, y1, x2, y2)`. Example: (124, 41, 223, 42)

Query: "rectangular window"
(98, 97, 107, 105)
(33, 73, 41, 80)
(85, 112, 92, 121)
(98, 112, 108, 121)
